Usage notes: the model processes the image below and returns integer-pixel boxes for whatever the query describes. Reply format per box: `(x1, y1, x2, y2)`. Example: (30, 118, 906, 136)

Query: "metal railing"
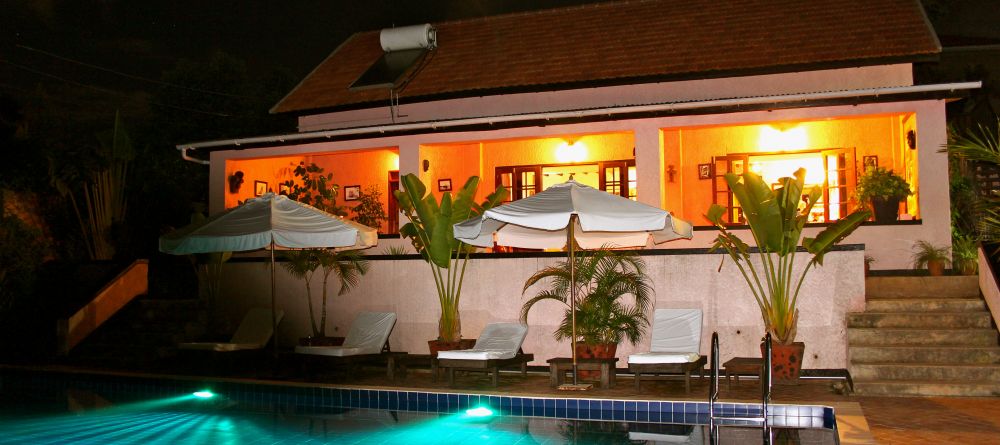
(708, 331, 773, 443)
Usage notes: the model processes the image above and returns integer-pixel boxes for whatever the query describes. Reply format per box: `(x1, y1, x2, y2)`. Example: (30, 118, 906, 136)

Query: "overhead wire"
(15, 44, 254, 99)
(0, 58, 236, 117)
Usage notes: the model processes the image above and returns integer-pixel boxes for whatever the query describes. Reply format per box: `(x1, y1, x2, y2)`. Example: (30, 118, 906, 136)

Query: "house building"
(175, 0, 991, 370)
(179, 0, 976, 269)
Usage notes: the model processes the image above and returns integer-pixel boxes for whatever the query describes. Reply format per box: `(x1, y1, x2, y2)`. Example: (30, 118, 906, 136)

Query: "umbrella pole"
(570, 215, 577, 384)
(558, 214, 591, 391)
(271, 239, 278, 358)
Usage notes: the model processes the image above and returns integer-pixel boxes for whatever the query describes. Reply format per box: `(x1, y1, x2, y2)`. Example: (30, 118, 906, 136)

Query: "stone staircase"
(848, 276, 1000, 397)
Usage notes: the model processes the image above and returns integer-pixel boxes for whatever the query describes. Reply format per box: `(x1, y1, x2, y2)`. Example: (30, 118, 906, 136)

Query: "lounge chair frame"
(436, 348, 534, 387)
(629, 356, 707, 393)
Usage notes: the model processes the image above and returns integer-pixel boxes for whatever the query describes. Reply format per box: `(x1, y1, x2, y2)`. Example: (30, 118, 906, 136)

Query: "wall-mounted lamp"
(422, 159, 430, 172)
(666, 165, 676, 183)
(906, 130, 917, 150)
(555, 140, 587, 163)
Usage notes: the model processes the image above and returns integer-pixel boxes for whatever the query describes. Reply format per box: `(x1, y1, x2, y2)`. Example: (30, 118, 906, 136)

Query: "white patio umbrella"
(453, 180, 693, 387)
(159, 192, 378, 353)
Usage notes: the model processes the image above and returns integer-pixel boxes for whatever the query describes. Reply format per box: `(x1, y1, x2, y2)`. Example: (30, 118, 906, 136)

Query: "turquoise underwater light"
(192, 390, 215, 399)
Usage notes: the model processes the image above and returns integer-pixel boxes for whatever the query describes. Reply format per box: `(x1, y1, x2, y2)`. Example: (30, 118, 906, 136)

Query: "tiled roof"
(272, 0, 940, 114)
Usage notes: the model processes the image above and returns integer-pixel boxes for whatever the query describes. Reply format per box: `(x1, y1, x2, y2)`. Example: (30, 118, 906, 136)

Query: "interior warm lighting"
(392, 154, 400, 171)
(749, 155, 825, 186)
(759, 125, 808, 151)
(555, 141, 588, 163)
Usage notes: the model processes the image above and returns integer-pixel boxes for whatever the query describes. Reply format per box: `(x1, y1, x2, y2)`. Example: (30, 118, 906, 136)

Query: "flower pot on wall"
(762, 341, 805, 384)
(926, 259, 946, 276)
(428, 338, 476, 358)
(870, 197, 900, 223)
(575, 343, 617, 379)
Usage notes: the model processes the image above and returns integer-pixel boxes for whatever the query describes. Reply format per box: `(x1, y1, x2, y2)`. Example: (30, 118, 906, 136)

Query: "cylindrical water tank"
(379, 24, 437, 52)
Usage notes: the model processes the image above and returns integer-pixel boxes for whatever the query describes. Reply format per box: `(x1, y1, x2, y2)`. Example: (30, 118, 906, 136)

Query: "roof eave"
(272, 53, 941, 116)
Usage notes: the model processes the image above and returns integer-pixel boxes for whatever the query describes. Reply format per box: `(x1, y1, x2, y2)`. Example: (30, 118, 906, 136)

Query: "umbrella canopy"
(160, 193, 377, 254)
(159, 193, 378, 354)
(454, 180, 692, 249)
(453, 180, 692, 386)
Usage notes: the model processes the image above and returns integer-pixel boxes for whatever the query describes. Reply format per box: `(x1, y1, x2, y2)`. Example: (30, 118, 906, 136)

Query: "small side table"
(547, 357, 618, 389)
(722, 357, 764, 390)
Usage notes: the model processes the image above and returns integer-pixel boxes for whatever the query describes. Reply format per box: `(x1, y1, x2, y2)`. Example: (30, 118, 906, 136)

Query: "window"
(496, 166, 541, 202)
(713, 148, 856, 225)
(497, 160, 636, 202)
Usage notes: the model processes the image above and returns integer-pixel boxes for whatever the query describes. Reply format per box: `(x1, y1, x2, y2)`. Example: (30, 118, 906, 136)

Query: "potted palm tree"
(911, 240, 950, 276)
(707, 168, 870, 382)
(855, 167, 912, 223)
(951, 232, 979, 276)
(395, 174, 507, 355)
(521, 248, 653, 378)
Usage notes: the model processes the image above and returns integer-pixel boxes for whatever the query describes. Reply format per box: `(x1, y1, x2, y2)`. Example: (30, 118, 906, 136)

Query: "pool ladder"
(708, 332, 773, 441)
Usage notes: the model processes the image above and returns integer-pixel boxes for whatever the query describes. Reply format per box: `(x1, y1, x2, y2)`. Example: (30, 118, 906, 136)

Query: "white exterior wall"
(298, 65, 913, 132)
(218, 249, 864, 369)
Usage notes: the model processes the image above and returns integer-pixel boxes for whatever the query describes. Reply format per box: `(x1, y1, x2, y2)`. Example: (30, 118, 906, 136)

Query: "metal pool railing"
(708, 331, 773, 442)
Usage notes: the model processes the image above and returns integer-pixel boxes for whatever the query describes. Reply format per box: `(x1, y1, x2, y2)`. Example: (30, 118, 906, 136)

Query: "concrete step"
(850, 345, 1000, 364)
(847, 312, 993, 328)
(853, 379, 1000, 397)
(865, 298, 987, 312)
(866, 276, 978, 299)
(850, 363, 1000, 381)
(848, 328, 998, 346)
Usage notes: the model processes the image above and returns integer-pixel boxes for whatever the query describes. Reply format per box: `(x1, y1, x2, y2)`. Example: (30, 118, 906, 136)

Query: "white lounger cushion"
(178, 342, 265, 352)
(628, 308, 702, 365)
(295, 311, 396, 357)
(179, 308, 283, 352)
(627, 352, 701, 364)
(436, 323, 528, 361)
(294, 346, 363, 357)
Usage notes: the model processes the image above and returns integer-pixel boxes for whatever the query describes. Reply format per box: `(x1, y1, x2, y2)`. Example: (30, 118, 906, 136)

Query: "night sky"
(0, 1, 604, 106)
(1, 0, 998, 138)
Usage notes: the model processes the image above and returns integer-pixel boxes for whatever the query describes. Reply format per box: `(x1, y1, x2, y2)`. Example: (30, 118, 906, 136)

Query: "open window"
(713, 148, 856, 225)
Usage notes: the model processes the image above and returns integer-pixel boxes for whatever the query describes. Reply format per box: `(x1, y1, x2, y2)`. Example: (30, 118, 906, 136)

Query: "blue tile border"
(1, 368, 835, 430)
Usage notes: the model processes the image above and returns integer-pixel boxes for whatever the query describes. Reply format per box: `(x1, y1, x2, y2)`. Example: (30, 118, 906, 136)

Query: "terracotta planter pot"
(574, 343, 617, 379)
(926, 259, 945, 276)
(956, 259, 978, 276)
(428, 338, 476, 358)
(761, 341, 805, 384)
(870, 197, 900, 223)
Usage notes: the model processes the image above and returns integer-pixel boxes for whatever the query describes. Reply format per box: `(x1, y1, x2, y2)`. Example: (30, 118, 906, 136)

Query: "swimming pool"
(0, 368, 838, 444)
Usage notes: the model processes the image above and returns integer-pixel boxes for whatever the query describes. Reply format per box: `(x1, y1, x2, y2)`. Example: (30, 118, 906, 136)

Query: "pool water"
(0, 371, 837, 445)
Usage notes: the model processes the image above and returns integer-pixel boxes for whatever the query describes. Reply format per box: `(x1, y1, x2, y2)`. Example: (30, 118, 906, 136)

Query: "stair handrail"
(56, 259, 149, 355)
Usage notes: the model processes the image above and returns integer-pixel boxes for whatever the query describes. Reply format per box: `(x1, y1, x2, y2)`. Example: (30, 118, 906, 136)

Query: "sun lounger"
(435, 322, 534, 387)
(179, 307, 283, 352)
(628, 308, 706, 393)
(294, 311, 402, 379)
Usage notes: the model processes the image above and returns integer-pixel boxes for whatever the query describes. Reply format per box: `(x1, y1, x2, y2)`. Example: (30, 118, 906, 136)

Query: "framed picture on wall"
(344, 185, 361, 201)
(254, 180, 268, 197)
(278, 183, 291, 195)
(698, 163, 712, 180)
(863, 155, 878, 171)
(438, 178, 452, 192)
(732, 159, 745, 175)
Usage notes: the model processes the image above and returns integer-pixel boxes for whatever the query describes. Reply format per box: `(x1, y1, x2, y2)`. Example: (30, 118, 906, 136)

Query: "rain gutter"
(177, 81, 981, 164)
